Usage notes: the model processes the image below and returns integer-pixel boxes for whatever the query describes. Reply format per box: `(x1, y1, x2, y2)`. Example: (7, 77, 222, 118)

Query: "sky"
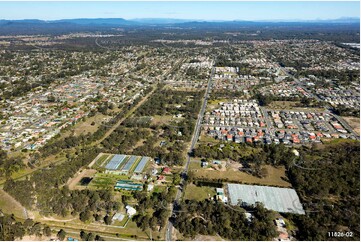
(0, 1, 359, 21)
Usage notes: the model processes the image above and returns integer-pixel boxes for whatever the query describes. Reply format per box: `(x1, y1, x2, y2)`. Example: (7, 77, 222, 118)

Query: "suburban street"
(165, 60, 215, 241)
(279, 66, 359, 139)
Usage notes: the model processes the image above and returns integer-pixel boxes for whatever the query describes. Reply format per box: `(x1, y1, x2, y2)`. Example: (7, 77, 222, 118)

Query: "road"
(165, 59, 215, 241)
(279, 66, 359, 138)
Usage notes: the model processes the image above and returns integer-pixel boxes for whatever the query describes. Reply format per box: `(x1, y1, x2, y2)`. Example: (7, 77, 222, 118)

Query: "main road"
(165, 59, 215, 241)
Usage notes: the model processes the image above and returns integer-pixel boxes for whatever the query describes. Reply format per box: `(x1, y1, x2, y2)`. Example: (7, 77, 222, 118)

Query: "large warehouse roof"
(227, 183, 305, 215)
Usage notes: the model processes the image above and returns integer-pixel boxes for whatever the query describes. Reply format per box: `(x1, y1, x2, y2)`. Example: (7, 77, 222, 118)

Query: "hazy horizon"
(0, 1, 359, 21)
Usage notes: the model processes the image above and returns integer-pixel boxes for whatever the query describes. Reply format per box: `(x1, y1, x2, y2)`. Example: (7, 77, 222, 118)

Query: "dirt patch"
(343, 116, 360, 135)
(67, 169, 97, 190)
(226, 160, 242, 171)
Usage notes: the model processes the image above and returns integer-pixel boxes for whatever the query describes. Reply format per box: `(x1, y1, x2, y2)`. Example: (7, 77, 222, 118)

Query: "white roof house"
(126, 205, 137, 216)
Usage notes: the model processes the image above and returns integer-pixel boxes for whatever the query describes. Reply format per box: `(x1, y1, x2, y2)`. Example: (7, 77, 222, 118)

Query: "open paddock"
(191, 165, 291, 188)
(267, 101, 325, 112)
(184, 183, 216, 201)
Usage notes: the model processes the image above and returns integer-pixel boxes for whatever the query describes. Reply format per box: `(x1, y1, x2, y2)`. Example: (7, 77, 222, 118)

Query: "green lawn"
(188, 160, 201, 170)
(183, 183, 216, 201)
(198, 134, 220, 144)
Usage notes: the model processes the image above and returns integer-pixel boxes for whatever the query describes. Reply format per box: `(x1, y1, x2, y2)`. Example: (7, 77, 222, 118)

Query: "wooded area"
(172, 200, 277, 240)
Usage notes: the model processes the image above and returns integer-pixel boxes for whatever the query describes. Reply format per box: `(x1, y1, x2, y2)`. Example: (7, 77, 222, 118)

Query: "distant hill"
(0, 18, 359, 38)
(52, 18, 137, 26)
(131, 18, 197, 24)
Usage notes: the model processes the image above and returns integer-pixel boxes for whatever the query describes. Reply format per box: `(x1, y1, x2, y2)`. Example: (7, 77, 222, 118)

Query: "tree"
(57, 229, 66, 241)
(259, 167, 269, 178)
(94, 213, 102, 222)
(87, 233, 95, 241)
(95, 235, 104, 241)
(173, 173, 181, 185)
(104, 215, 112, 225)
(43, 226, 52, 237)
(80, 230, 87, 240)
(79, 210, 92, 223)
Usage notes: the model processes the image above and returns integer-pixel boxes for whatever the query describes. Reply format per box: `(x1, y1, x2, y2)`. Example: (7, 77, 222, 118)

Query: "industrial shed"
(227, 183, 305, 215)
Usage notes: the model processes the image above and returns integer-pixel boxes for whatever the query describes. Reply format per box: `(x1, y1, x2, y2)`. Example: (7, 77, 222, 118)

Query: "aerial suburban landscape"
(0, 1, 360, 241)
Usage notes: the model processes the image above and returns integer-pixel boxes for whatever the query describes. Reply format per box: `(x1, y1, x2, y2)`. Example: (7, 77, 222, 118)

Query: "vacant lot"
(267, 101, 325, 112)
(206, 98, 228, 111)
(191, 165, 291, 187)
(62, 113, 112, 138)
(67, 169, 97, 190)
(198, 133, 220, 144)
(267, 101, 300, 110)
(184, 183, 216, 201)
(151, 115, 174, 125)
(343, 116, 360, 135)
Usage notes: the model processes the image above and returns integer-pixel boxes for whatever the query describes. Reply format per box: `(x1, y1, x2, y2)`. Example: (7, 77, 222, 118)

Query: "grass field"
(0, 189, 27, 219)
(267, 101, 325, 112)
(267, 101, 300, 110)
(191, 165, 291, 187)
(188, 160, 201, 170)
(61, 113, 112, 138)
(321, 138, 359, 146)
(151, 115, 174, 125)
(198, 134, 220, 144)
(183, 183, 216, 201)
